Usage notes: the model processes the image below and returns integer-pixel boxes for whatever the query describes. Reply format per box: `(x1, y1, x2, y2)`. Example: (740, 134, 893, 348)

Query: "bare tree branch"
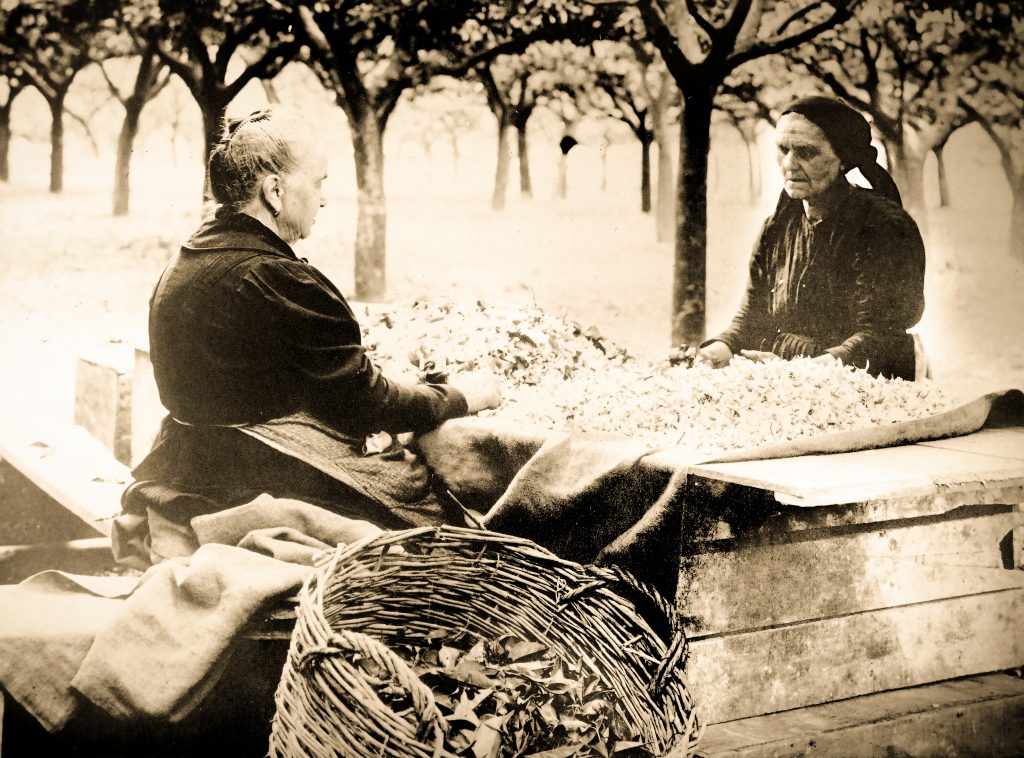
(681, 0, 718, 41)
(718, 0, 756, 60)
(637, 1, 694, 80)
(960, 94, 1016, 183)
(775, 0, 829, 37)
(64, 106, 101, 155)
(97, 60, 128, 106)
(223, 38, 299, 102)
(729, 0, 856, 71)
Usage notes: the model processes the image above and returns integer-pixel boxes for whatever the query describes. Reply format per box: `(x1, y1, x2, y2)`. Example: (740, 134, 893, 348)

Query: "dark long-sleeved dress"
(711, 182, 926, 380)
(123, 210, 470, 551)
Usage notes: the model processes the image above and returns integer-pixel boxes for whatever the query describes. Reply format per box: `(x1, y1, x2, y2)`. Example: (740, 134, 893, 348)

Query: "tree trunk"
(900, 136, 928, 229)
(260, 79, 281, 104)
(49, 92, 66, 193)
(199, 99, 231, 203)
(351, 109, 388, 300)
(935, 143, 950, 208)
(640, 135, 652, 214)
(745, 132, 761, 204)
(113, 99, 143, 216)
(491, 117, 513, 211)
(672, 87, 713, 346)
(653, 71, 678, 244)
(1011, 185, 1024, 261)
(201, 108, 220, 203)
(516, 122, 532, 199)
(449, 133, 460, 175)
(655, 126, 675, 243)
(883, 135, 928, 231)
(0, 101, 11, 182)
(202, 106, 222, 170)
(601, 140, 609, 191)
(557, 153, 568, 200)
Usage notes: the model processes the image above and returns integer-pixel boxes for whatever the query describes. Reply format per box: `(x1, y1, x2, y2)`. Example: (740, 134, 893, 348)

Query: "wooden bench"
(0, 424, 130, 538)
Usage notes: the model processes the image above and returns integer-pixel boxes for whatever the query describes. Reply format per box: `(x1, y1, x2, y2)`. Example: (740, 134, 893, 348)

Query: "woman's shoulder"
(242, 253, 350, 305)
(846, 186, 917, 231)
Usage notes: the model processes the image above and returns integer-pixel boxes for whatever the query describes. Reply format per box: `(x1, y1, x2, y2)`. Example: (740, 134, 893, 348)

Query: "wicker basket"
(268, 525, 701, 757)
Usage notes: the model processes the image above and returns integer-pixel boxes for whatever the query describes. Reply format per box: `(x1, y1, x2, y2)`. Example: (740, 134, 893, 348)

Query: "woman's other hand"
(739, 349, 782, 363)
(449, 371, 502, 413)
(695, 341, 734, 369)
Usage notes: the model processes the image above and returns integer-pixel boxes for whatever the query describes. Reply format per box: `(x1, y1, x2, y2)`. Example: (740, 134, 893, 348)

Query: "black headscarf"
(782, 95, 903, 207)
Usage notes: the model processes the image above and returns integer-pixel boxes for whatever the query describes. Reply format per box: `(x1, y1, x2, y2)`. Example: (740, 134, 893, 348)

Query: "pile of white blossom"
(361, 299, 956, 455)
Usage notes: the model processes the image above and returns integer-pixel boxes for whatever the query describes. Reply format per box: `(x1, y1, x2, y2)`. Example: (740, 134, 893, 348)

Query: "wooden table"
(676, 426, 1024, 725)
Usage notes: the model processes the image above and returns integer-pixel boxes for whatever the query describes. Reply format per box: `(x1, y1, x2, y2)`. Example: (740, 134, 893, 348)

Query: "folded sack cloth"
(192, 493, 385, 554)
(0, 571, 138, 732)
(71, 543, 310, 723)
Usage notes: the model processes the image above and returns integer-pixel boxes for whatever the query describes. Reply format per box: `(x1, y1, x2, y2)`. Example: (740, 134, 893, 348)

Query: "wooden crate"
(678, 428, 1024, 725)
(72, 343, 135, 465)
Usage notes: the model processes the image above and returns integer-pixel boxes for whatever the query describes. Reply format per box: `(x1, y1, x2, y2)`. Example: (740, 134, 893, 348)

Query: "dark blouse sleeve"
(710, 218, 774, 353)
(243, 259, 468, 435)
(823, 204, 926, 368)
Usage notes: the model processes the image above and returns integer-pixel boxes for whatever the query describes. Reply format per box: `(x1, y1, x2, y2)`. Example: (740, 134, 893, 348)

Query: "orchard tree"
(478, 55, 540, 209)
(480, 41, 594, 209)
(541, 84, 586, 199)
(391, 78, 486, 177)
(0, 68, 25, 182)
(591, 0, 856, 346)
(0, 0, 116, 192)
(959, 17, 1024, 259)
(586, 39, 678, 220)
(286, 0, 613, 301)
(124, 0, 299, 169)
(95, 19, 170, 215)
(636, 43, 680, 242)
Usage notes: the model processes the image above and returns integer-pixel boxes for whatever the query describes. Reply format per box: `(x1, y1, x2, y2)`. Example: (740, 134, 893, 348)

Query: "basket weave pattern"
(268, 525, 701, 756)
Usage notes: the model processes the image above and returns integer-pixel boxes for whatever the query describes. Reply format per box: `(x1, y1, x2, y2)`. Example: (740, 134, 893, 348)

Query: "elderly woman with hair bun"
(119, 105, 501, 564)
(697, 96, 927, 380)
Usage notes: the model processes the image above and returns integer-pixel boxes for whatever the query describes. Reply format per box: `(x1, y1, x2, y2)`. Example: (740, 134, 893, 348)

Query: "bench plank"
(0, 426, 129, 537)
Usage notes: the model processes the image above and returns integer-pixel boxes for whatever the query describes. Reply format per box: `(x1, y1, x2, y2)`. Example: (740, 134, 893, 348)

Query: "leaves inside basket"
(385, 631, 658, 757)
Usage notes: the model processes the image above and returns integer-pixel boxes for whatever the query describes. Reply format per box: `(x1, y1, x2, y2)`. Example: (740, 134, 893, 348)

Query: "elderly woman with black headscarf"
(697, 96, 926, 380)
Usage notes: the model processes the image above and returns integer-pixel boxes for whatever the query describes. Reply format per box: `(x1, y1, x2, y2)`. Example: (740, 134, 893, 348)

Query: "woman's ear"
(260, 174, 283, 217)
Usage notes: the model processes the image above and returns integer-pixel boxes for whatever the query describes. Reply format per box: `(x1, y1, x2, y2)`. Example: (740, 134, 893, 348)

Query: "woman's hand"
(695, 341, 734, 369)
(448, 371, 502, 413)
(739, 349, 782, 363)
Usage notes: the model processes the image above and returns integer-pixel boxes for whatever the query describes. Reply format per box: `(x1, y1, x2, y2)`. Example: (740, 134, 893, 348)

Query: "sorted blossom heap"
(361, 299, 956, 456)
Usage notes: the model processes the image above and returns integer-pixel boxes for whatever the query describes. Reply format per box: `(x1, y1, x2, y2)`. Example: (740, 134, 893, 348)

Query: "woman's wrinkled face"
(775, 113, 843, 201)
(276, 141, 328, 244)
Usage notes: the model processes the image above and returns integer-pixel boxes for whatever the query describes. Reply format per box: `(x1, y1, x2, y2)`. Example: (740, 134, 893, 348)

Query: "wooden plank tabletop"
(689, 427, 1024, 507)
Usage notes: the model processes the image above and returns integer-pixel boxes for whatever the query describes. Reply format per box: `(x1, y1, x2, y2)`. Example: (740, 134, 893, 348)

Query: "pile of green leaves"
(370, 630, 654, 757)
(361, 297, 958, 455)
